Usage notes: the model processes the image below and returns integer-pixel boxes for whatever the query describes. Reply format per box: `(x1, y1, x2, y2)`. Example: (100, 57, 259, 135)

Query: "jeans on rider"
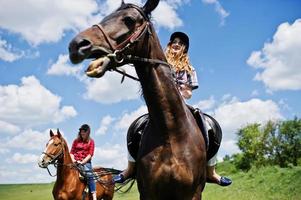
(83, 162, 96, 193)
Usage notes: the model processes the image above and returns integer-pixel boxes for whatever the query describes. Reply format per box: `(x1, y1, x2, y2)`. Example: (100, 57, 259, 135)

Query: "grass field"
(1, 162, 301, 200)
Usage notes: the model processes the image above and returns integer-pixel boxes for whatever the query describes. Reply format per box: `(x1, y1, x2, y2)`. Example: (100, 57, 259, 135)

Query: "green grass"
(1, 163, 301, 200)
(0, 183, 54, 200)
(203, 163, 301, 200)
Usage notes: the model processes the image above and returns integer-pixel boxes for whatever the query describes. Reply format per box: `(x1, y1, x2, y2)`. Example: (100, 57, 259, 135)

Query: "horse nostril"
(78, 38, 91, 49)
(77, 39, 92, 55)
(69, 37, 92, 53)
(69, 37, 93, 64)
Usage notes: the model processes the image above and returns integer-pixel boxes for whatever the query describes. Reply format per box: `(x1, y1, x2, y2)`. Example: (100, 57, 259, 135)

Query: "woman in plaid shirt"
(70, 124, 96, 200)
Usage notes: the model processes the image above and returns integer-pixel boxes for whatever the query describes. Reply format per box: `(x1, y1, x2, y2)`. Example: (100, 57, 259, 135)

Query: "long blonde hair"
(165, 44, 193, 74)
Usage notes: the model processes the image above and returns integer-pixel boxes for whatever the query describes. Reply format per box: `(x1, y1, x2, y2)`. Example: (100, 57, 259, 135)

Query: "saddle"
(75, 164, 91, 181)
(127, 107, 222, 161)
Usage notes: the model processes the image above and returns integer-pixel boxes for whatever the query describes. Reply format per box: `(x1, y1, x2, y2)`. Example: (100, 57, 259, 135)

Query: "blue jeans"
(83, 162, 96, 193)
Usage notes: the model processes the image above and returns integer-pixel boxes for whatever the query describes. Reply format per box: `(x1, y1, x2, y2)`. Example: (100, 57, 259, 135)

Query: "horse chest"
(53, 178, 83, 200)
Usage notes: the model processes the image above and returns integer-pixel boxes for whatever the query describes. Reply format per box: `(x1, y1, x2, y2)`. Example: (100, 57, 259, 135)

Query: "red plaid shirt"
(70, 138, 95, 161)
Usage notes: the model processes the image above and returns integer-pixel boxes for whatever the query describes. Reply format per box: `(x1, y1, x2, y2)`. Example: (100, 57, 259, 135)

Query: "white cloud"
(98, 0, 184, 30)
(95, 115, 115, 135)
(0, 0, 188, 46)
(4, 129, 49, 150)
(251, 90, 259, 97)
(0, 76, 77, 128)
(194, 96, 215, 111)
(202, 0, 230, 26)
(152, 1, 183, 29)
(247, 19, 301, 91)
(198, 97, 284, 156)
(0, 147, 9, 154)
(55, 106, 78, 123)
(0, 38, 23, 62)
(213, 98, 283, 141)
(99, 0, 143, 15)
(219, 139, 240, 157)
(0, 0, 101, 46)
(0, 165, 52, 184)
(48, 57, 141, 104)
(0, 120, 20, 135)
(93, 144, 127, 169)
(47, 54, 83, 76)
(6, 153, 39, 164)
(84, 65, 141, 104)
(115, 105, 147, 131)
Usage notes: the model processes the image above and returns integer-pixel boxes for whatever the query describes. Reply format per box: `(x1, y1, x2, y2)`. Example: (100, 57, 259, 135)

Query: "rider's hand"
(75, 160, 82, 164)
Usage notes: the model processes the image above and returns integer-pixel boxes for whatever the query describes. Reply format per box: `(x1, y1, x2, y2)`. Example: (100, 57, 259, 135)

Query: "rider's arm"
(179, 84, 192, 99)
(80, 154, 92, 164)
(70, 153, 76, 163)
(189, 67, 199, 90)
(70, 139, 77, 163)
(80, 139, 95, 164)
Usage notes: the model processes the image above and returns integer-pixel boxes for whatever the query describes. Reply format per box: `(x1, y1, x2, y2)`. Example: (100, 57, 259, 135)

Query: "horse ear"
(50, 129, 54, 137)
(143, 0, 160, 15)
(57, 129, 61, 138)
(121, 0, 125, 5)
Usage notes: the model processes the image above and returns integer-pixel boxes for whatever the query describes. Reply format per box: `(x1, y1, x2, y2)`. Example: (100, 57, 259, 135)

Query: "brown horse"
(38, 130, 114, 200)
(68, 0, 206, 199)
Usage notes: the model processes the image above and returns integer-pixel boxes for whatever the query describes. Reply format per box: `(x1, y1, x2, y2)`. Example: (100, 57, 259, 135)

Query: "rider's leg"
(123, 160, 135, 178)
(84, 163, 97, 197)
(114, 152, 136, 183)
(206, 154, 220, 182)
(206, 154, 232, 186)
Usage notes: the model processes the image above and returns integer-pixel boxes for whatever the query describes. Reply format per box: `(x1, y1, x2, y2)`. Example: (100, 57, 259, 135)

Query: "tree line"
(224, 117, 301, 171)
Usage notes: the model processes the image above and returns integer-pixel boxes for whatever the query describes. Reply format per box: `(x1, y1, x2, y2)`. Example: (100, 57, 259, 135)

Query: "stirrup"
(79, 173, 85, 181)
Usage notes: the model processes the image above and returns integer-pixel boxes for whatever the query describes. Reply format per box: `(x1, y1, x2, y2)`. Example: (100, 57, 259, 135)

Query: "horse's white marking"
(39, 139, 54, 162)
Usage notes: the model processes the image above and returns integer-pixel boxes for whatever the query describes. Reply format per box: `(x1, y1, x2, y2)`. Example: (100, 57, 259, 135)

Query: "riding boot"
(92, 192, 97, 200)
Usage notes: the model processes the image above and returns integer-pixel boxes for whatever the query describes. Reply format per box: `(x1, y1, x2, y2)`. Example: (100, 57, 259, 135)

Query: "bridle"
(41, 141, 65, 177)
(92, 4, 170, 82)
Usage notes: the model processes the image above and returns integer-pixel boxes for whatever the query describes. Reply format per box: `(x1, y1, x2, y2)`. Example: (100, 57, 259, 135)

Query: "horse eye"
(123, 16, 135, 27)
(54, 143, 59, 146)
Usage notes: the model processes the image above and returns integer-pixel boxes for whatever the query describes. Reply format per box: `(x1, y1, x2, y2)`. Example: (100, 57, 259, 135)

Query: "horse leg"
(102, 196, 112, 200)
(192, 183, 205, 200)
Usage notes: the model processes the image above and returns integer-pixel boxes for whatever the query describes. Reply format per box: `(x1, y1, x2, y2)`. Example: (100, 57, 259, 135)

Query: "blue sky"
(0, 0, 300, 184)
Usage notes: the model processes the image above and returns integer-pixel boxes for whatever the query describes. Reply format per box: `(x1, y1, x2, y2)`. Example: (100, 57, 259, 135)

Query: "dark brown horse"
(68, 0, 206, 199)
(38, 130, 114, 200)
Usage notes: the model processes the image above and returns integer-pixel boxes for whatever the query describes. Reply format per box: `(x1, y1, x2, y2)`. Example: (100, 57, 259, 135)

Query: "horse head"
(68, 0, 161, 78)
(38, 129, 64, 168)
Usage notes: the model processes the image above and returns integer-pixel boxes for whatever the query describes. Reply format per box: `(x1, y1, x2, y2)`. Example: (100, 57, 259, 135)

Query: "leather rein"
(41, 146, 65, 177)
(92, 4, 170, 82)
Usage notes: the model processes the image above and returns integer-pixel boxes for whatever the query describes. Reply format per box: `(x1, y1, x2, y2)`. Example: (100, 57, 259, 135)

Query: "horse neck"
(57, 139, 74, 179)
(134, 32, 191, 134)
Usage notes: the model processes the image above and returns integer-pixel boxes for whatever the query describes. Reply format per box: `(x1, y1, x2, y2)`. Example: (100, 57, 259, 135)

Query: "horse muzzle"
(68, 36, 93, 64)
(38, 160, 49, 168)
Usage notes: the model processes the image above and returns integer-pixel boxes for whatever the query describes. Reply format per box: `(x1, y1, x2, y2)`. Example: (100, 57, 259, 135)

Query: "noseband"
(93, 21, 149, 57)
(91, 4, 170, 81)
(41, 142, 64, 177)
(42, 149, 63, 165)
